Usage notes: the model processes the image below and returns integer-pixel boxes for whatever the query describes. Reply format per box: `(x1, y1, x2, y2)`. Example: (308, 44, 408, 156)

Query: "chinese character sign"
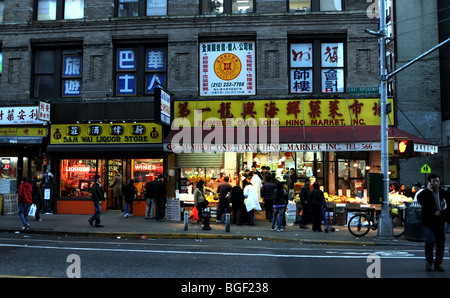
(0, 106, 46, 125)
(62, 55, 82, 97)
(321, 43, 344, 93)
(200, 41, 255, 96)
(116, 49, 137, 96)
(38, 101, 51, 121)
(290, 44, 313, 93)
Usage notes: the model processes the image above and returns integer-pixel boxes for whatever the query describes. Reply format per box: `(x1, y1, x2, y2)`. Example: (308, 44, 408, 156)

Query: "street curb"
(0, 227, 379, 246)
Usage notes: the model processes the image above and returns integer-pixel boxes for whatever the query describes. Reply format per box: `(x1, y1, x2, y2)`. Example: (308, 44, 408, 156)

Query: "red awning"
(163, 126, 437, 153)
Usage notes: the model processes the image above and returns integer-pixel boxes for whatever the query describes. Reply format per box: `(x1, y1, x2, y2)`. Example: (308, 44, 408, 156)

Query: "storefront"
(164, 98, 438, 223)
(0, 106, 48, 215)
(48, 122, 165, 215)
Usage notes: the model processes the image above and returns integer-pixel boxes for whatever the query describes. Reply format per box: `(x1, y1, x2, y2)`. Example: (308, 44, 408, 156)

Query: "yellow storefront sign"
(50, 123, 162, 144)
(175, 98, 394, 127)
(0, 126, 47, 137)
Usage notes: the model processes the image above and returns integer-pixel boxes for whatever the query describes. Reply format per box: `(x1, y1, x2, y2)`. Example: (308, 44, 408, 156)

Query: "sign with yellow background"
(175, 98, 394, 127)
(50, 123, 162, 144)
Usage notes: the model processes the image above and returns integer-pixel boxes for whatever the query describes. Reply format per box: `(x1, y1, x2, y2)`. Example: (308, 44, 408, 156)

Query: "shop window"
(116, 0, 167, 17)
(60, 159, 101, 199)
(201, 0, 254, 14)
(289, 40, 345, 94)
(36, 0, 84, 20)
(33, 48, 82, 98)
(287, 0, 342, 12)
(114, 45, 166, 96)
(337, 159, 367, 197)
(131, 159, 163, 198)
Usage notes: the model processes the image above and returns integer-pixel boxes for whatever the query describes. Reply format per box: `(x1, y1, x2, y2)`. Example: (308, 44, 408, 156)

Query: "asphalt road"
(0, 232, 449, 281)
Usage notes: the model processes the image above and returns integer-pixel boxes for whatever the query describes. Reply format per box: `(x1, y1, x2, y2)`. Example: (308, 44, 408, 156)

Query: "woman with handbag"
(194, 180, 209, 222)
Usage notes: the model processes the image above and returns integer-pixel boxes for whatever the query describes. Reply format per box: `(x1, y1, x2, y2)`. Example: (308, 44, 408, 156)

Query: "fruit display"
(295, 192, 413, 206)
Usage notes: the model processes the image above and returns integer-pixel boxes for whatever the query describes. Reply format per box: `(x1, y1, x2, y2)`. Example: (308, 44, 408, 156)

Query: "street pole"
(377, 0, 394, 238)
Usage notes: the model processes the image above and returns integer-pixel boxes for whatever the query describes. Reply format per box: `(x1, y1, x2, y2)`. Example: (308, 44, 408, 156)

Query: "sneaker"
(271, 228, 276, 231)
(124, 214, 128, 218)
(277, 229, 283, 232)
(88, 219, 94, 227)
(95, 224, 104, 227)
(426, 262, 433, 272)
(21, 225, 29, 231)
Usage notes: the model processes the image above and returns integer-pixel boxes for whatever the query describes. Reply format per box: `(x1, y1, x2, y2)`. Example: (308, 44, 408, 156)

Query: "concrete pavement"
(0, 210, 424, 246)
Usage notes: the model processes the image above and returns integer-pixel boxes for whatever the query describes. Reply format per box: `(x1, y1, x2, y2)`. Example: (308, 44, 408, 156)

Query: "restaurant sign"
(175, 98, 394, 127)
(50, 123, 162, 144)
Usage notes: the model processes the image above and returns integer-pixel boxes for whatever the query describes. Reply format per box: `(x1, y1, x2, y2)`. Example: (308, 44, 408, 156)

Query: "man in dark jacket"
(261, 173, 276, 221)
(153, 175, 167, 222)
(89, 174, 104, 227)
(308, 182, 325, 232)
(299, 177, 311, 229)
(216, 176, 233, 223)
(144, 179, 155, 219)
(417, 173, 450, 272)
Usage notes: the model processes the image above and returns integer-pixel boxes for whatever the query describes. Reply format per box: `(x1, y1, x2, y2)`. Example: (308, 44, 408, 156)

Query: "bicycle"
(347, 208, 405, 238)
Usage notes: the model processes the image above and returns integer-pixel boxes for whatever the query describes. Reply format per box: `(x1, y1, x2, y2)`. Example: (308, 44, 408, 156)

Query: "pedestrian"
(299, 177, 311, 229)
(41, 169, 54, 214)
(230, 184, 245, 225)
(243, 179, 261, 225)
(249, 170, 262, 201)
(308, 182, 325, 232)
(194, 179, 209, 222)
(111, 171, 123, 210)
(271, 182, 287, 232)
(123, 179, 136, 218)
(261, 172, 276, 221)
(144, 179, 155, 219)
(18, 177, 33, 231)
(31, 176, 42, 222)
(216, 176, 233, 223)
(288, 168, 297, 201)
(88, 174, 104, 227)
(417, 173, 450, 272)
(153, 174, 167, 222)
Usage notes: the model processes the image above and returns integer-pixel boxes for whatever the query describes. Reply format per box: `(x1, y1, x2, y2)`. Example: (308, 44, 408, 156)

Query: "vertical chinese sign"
(62, 55, 82, 97)
(200, 41, 255, 96)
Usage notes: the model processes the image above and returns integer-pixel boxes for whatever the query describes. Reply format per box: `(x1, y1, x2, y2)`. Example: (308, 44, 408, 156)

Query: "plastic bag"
(189, 206, 199, 221)
(28, 204, 37, 217)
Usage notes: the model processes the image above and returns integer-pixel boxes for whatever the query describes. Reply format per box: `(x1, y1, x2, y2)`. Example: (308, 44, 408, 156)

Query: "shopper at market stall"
(216, 176, 233, 223)
(230, 184, 245, 225)
(123, 179, 137, 218)
(88, 175, 104, 228)
(18, 177, 33, 231)
(249, 170, 262, 201)
(299, 177, 311, 229)
(153, 175, 167, 222)
(271, 182, 287, 232)
(194, 179, 209, 222)
(417, 173, 450, 272)
(243, 179, 262, 225)
(308, 182, 326, 232)
(261, 173, 276, 221)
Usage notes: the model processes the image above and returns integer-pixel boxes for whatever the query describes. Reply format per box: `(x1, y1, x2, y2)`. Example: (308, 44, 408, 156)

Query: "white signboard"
(200, 41, 255, 96)
(39, 101, 51, 121)
(0, 106, 46, 125)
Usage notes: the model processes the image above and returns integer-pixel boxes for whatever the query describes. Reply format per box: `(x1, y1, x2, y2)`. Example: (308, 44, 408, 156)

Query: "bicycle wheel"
(391, 215, 405, 238)
(348, 214, 371, 237)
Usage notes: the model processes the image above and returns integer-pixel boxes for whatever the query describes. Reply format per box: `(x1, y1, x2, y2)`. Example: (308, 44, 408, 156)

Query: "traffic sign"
(421, 164, 431, 174)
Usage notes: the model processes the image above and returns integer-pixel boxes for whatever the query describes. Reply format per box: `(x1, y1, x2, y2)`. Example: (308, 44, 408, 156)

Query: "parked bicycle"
(347, 208, 405, 237)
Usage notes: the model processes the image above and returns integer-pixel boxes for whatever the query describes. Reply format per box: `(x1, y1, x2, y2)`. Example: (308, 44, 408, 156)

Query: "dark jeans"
(423, 224, 446, 265)
(90, 202, 102, 225)
(216, 199, 230, 222)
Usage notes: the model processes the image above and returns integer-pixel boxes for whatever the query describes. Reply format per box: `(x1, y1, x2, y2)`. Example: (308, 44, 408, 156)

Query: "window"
(117, 0, 167, 17)
(36, 0, 84, 20)
(115, 45, 166, 96)
(289, 40, 345, 94)
(0, 0, 4, 22)
(201, 0, 254, 14)
(33, 48, 82, 98)
(288, 0, 342, 12)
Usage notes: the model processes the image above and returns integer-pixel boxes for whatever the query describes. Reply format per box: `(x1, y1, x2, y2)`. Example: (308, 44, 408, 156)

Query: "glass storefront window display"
(60, 159, 101, 199)
(131, 159, 163, 198)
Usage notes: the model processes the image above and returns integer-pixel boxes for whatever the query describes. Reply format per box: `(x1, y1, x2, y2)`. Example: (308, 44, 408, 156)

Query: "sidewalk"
(0, 211, 423, 246)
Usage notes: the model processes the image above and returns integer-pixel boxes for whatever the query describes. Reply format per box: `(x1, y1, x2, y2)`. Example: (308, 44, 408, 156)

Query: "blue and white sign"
(146, 73, 165, 94)
(63, 79, 81, 96)
(117, 49, 136, 71)
(146, 49, 165, 71)
(63, 55, 82, 77)
(117, 73, 136, 95)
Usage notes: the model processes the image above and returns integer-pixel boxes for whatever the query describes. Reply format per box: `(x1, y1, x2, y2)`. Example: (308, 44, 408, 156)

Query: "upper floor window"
(117, 0, 167, 17)
(33, 48, 82, 98)
(201, 0, 254, 14)
(288, 0, 342, 12)
(290, 40, 345, 94)
(36, 0, 84, 20)
(114, 44, 166, 96)
(0, 0, 4, 22)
